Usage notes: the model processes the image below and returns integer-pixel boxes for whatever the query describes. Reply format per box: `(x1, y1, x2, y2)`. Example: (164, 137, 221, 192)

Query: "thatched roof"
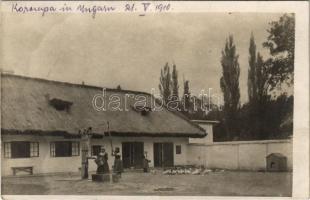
(1, 74, 206, 138)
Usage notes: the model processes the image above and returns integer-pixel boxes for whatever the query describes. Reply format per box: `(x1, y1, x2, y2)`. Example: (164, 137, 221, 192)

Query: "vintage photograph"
(1, 5, 297, 197)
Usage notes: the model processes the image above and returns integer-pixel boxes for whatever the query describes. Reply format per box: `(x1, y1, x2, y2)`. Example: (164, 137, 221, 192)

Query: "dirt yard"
(1, 170, 292, 196)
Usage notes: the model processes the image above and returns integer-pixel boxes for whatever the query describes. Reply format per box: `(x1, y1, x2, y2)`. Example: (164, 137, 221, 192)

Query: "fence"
(187, 139, 292, 171)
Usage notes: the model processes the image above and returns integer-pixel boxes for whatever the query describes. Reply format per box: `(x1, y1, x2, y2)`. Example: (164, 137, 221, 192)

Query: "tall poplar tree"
(248, 33, 257, 103)
(171, 64, 179, 100)
(220, 35, 241, 140)
(159, 63, 172, 105)
(248, 34, 269, 105)
(182, 80, 191, 112)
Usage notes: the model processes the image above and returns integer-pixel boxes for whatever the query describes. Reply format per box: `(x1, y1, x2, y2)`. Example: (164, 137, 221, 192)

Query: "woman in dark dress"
(95, 147, 109, 174)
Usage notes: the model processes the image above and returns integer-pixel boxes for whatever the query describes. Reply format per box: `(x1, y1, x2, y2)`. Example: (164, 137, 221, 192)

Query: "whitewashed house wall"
(2, 135, 189, 176)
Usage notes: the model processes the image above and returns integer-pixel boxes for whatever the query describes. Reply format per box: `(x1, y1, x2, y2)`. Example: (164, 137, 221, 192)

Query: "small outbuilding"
(266, 153, 287, 172)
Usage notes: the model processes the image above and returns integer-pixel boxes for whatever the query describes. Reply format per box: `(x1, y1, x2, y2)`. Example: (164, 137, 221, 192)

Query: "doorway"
(122, 142, 144, 169)
(153, 142, 174, 167)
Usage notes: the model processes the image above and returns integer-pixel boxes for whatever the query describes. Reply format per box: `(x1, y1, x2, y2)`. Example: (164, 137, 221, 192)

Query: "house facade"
(1, 74, 206, 176)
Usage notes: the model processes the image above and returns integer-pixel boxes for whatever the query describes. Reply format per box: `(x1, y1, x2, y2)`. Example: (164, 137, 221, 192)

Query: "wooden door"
(122, 142, 131, 168)
(153, 143, 174, 168)
(163, 143, 174, 167)
(133, 142, 144, 168)
(122, 142, 144, 169)
(154, 143, 163, 167)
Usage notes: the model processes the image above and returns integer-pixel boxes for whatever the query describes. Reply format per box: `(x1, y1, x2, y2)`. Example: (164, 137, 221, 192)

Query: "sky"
(1, 12, 286, 103)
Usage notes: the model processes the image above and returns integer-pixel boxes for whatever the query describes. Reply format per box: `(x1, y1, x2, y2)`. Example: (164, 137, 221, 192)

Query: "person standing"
(112, 147, 123, 178)
(95, 147, 109, 174)
(142, 152, 151, 173)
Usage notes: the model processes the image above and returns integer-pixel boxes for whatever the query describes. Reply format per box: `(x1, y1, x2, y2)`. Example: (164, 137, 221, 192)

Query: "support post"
(81, 130, 91, 179)
(81, 149, 89, 179)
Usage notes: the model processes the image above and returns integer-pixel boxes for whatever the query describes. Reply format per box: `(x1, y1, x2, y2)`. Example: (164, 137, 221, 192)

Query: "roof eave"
(1, 129, 207, 138)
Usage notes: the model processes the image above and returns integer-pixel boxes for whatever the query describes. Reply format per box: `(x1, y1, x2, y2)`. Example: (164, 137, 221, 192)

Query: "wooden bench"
(12, 166, 33, 176)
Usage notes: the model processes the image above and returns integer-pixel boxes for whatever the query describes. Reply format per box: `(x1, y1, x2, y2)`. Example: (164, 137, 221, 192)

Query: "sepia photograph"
(0, 1, 309, 198)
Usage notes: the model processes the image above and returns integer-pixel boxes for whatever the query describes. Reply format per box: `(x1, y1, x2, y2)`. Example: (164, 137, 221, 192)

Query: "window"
(72, 142, 80, 156)
(4, 142, 39, 158)
(50, 141, 80, 157)
(4, 142, 11, 158)
(176, 145, 181, 154)
(92, 145, 102, 156)
(30, 142, 39, 157)
(50, 142, 56, 157)
(55, 142, 71, 157)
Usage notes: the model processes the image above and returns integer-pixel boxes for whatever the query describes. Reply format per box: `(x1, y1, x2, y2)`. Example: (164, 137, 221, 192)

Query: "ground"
(1, 170, 292, 196)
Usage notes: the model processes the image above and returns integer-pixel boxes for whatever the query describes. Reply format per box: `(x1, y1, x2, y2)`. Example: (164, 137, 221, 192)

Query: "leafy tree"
(159, 63, 171, 105)
(256, 94, 293, 140)
(243, 14, 295, 140)
(263, 14, 295, 89)
(220, 35, 241, 140)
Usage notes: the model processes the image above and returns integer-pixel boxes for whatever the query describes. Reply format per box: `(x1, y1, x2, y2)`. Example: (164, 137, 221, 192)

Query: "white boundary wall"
(187, 139, 292, 171)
